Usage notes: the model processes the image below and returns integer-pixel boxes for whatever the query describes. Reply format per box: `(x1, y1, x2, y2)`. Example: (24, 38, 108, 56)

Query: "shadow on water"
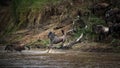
(0, 46, 120, 68)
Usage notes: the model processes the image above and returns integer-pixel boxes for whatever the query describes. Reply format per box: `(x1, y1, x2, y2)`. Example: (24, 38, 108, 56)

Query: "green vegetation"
(41, 40, 49, 46)
(111, 39, 120, 47)
(12, 0, 60, 12)
(27, 39, 42, 46)
(1, 0, 60, 36)
(73, 13, 106, 41)
(26, 39, 49, 47)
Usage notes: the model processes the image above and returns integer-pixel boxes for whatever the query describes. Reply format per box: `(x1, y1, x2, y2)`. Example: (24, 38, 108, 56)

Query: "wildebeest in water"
(47, 30, 67, 52)
(5, 44, 30, 52)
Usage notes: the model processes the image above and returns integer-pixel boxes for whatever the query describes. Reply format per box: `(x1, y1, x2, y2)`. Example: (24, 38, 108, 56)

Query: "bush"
(111, 39, 120, 47)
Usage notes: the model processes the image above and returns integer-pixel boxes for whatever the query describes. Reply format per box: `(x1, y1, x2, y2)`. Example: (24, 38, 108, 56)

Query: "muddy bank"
(71, 42, 120, 53)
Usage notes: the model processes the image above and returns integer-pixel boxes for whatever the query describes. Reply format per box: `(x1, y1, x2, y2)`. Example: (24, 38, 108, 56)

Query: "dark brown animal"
(92, 24, 110, 41)
(90, 2, 111, 17)
(72, 15, 86, 32)
(109, 23, 120, 38)
(105, 8, 120, 26)
(5, 44, 30, 52)
(0, 0, 11, 6)
(5, 44, 14, 52)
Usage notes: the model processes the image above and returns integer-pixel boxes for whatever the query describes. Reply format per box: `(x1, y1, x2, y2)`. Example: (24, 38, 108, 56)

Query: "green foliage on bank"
(1, 0, 60, 36)
(73, 13, 106, 41)
(13, 0, 59, 25)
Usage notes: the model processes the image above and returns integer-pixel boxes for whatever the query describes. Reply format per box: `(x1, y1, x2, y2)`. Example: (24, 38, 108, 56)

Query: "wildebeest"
(90, 2, 111, 17)
(105, 8, 120, 26)
(5, 44, 30, 52)
(72, 15, 86, 32)
(4, 44, 14, 52)
(92, 24, 110, 41)
(48, 30, 66, 50)
(109, 23, 120, 38)
(0, 0, 11, 6)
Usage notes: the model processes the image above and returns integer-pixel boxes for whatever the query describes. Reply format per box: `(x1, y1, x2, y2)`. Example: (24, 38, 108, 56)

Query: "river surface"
(0, 46, 120, 68)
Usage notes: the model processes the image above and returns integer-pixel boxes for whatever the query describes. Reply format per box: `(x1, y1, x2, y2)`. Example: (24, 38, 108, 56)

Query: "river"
(0, 46, 120, 68)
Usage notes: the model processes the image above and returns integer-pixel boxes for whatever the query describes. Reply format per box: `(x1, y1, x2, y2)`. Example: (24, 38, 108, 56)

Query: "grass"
(26, 39, 49, 48)
(42, 40, 49, 46)
(0, 0, 61, 37)
(12, 0, 60, 12)
(28, 39, 41, 45)
(111, 39, 120, 47)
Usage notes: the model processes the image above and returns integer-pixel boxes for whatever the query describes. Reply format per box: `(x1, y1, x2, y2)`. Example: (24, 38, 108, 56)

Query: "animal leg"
(47, 43, 53, 53)
(25, 46, 30, 50)
(60, 41, 65, 48)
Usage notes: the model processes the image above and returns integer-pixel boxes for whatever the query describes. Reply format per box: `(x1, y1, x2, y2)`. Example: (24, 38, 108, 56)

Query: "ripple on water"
(0, 49, 120, 68)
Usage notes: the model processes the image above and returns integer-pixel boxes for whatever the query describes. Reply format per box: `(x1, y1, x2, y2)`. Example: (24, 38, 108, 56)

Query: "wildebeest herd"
(91, 2, 120, 41)
(4, 2, 120, 52)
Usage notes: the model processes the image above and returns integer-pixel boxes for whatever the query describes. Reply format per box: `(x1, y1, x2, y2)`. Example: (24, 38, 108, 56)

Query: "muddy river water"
(0, 48, 120, 68)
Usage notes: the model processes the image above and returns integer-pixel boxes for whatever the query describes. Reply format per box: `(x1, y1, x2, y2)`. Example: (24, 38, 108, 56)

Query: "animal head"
(48, 31, 56, 39)
(92, 24, 103, 34)
(48, 31, 52, 38)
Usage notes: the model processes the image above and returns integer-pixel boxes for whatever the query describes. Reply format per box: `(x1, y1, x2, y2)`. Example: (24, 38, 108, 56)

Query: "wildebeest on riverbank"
(92, 24, 110, 41)
(90, 2, 111, 17)
(105, 8, 120, 26)
(48, 30, 66, 49)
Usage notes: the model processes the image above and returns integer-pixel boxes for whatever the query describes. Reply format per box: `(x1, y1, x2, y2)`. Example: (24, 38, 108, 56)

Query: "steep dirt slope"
(1, 0, 78, 45)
